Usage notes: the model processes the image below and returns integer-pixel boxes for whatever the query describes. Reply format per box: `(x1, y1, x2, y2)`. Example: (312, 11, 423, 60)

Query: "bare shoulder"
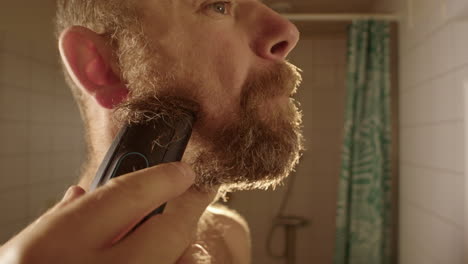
(199, 204, 251, 264)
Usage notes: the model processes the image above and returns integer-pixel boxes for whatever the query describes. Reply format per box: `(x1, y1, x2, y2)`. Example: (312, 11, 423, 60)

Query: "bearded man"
(0, 0, 303, 263)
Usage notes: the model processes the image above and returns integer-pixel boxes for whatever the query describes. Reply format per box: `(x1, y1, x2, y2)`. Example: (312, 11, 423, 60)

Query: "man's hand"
(0, 162, 215, 264)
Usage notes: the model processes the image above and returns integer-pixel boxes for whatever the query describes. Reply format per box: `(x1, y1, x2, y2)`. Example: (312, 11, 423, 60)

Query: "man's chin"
(189, 109, 303, 193)
(187, 63, 304, 193)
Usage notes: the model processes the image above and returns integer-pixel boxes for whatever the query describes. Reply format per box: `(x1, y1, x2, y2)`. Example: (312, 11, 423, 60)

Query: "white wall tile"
(53, 96, 81, 124)
(399, 50, 417, 89)
(432, 172, 465, 226)
(452, 122, 465, 172)
(0, 87, 28, 121)
(0, 218, 29, 244)
(51, 152, 81, 181)
(399, 21, 413, 56)
(455, 65, 468, 91)
(400, 247, 437, 264)
(447, 0, 468, 20)
(0, 31, 31, 58)
(429, 25, 456, 77)
(399, 204, 434, 258)
(52, 126, 75, 152)
(413, 42, 432, 85)
(28, 154, 52, 184)
(29, 92, 53, 122)
(410, 85, 434, 124)
(0, 31, 5, 53)
(407, 0, 444, 47)
(0, 53, 31, 90)
(29, 34, 60, 67)
(28, 181, 68, 220)
(400, 164, 434, 210)
(0, 121, 28, 154)
(399, 89, 410, 125)
(30, 61, 58, 94)
(307, 37, 347, 66)
(0, 186, 28, 223)
(430, 217, 464, 264)
(432, 73, 463, 122)
(400, 126, 435, 166)
(0, 155, 28, 189)
(399, 127, 412, 162)
(29, 124, 52, 153)
(412, 0, 447, 42)
(303, 65, 337, 91)
(432, 122, 464, 172)
(451, 19, 468, 68)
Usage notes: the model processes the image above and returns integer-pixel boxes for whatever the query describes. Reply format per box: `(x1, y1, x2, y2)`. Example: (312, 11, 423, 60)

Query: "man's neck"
(78, 158, 101, 190)
(77, 108, 120, 189)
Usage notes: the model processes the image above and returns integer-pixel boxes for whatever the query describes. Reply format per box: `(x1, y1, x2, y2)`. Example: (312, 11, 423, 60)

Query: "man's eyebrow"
(190, 0, 204, 7)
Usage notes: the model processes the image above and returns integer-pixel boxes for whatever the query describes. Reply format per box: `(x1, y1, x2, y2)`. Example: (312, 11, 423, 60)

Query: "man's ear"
(59, 26, 128, 109)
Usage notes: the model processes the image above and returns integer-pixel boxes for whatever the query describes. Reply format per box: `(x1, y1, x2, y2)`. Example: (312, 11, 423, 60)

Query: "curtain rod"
(281, 13, 400, 22)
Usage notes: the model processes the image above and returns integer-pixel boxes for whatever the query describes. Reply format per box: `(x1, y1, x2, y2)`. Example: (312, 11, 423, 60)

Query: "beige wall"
(229, 30, 347, 264)
(0, 1, 84, 242)
(393, 0, 468, 263)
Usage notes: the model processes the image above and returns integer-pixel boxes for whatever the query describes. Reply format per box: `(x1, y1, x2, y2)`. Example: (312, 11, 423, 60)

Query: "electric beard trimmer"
(89, 112, 195, 228)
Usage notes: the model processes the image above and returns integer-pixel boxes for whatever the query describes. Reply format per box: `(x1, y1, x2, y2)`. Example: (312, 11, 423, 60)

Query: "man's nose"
(254, 8, 300, 61)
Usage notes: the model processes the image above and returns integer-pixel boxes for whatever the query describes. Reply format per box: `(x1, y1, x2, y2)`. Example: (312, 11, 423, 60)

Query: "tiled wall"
(388, 0, 468, 263)
(229, 32, 347, 264)
(0, 3, 85, 243)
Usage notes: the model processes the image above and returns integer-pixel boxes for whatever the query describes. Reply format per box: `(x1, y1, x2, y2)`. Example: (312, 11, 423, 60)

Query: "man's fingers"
(59, 162, 195, 246)
(106, 188, 215, 263)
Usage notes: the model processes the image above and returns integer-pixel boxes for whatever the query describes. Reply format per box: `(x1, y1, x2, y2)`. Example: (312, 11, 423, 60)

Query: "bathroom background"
(1, 0, 467, 263)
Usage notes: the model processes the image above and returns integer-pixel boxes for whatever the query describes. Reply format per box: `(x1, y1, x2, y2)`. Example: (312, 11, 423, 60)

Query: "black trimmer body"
(89, 115, 195, 219)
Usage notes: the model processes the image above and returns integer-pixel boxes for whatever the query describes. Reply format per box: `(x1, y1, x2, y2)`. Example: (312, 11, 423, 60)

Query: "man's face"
(115, 0, 303, 191)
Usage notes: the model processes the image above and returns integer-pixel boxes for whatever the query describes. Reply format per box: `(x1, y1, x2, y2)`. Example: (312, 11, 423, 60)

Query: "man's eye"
(209, 1, 231, 15)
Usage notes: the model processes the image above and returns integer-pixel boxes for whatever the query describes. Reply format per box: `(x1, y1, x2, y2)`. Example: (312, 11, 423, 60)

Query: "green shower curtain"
(334, 20, 393, 264)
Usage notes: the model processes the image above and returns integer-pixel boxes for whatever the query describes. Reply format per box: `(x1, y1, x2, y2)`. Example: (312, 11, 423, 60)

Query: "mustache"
(114, 61, 302, 127)
(242, 61, 302, 104)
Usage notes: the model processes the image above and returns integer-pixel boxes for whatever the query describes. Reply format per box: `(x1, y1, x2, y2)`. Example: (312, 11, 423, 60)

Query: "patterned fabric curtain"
(334, 20, 393, 264)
